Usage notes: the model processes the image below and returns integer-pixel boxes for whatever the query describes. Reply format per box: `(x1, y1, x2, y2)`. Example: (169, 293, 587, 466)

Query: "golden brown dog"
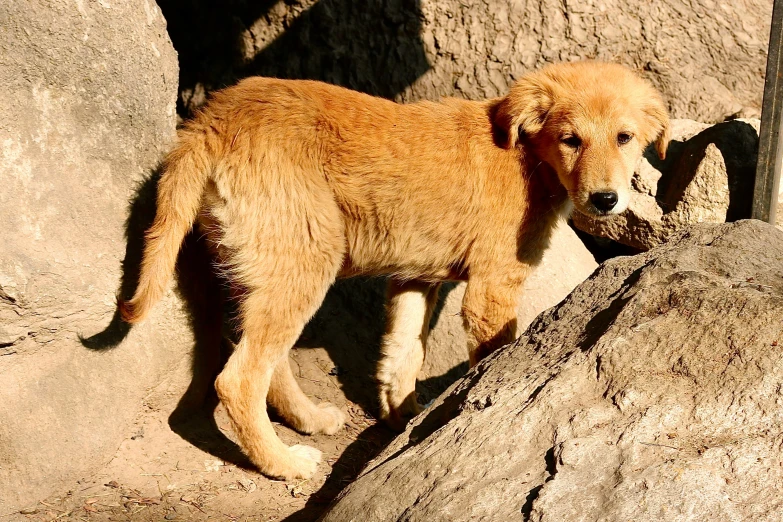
(120, 61, 669, 480)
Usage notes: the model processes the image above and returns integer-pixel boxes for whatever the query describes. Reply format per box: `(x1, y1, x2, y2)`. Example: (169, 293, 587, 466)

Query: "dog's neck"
(523, 151, 570, 215)
(515, 152, 571, 266)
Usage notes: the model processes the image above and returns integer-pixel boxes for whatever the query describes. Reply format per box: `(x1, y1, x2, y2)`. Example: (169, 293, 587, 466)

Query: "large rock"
(0, 0, 188, 511)
(161, 0, 771, 123)
(573, 119, 761, 250)
(320, 220, 783, 521)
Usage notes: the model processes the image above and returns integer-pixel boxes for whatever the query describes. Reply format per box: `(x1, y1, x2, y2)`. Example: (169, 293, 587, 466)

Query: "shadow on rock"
(645, 119, 758, 220)
(78, 168, 162, 350)
(79, 168, 253, 468)
(158, 0, 431, 116)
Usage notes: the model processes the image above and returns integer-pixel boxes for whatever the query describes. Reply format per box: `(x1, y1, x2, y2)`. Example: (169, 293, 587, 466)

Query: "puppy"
(120, 61, 669, 480)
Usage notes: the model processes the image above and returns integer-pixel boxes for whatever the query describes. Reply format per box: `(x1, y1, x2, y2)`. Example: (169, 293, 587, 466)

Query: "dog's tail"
(119, 132, 212, 324)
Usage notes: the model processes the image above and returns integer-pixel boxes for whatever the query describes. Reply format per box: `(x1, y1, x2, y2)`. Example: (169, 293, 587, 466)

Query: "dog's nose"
(590, 191, 618, 212)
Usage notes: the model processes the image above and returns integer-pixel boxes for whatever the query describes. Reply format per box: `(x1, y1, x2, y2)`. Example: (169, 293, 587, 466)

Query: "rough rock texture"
(320, 220, 783, 522)
(160, 0, 771, 122)
(779, 188, 783, 229)
(573, 119, 761, 250)
(0, 0, 186, 511)
(777, 172, 783, 230)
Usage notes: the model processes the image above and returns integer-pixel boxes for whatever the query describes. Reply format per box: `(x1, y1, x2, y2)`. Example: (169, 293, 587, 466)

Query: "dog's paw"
(379, 390, 423, 432)
(283, 444, 322, 480)
(312, 402, 345, 435)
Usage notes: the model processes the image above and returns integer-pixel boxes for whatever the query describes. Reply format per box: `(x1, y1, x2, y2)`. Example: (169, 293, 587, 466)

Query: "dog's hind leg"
(213, 176, 345, 480)
(215, 288, 326, 479)
(377, 279, 440, 431)
(267, 354, 345, 436)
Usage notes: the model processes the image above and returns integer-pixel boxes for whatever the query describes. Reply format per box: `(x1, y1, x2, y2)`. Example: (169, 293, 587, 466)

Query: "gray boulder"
(320, 220, 783, 522)
(0, 0, 187, 511)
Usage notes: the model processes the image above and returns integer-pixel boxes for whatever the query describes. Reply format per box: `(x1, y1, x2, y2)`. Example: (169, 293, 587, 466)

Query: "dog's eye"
(617, 132, 633, 145)
(561, 135, 582, 148)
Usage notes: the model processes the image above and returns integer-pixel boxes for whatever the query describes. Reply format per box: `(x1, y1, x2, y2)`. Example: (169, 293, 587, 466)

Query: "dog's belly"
(337, 258, 466, 282)
(337, 220, 470, 282)
(197, 179, 472, 283)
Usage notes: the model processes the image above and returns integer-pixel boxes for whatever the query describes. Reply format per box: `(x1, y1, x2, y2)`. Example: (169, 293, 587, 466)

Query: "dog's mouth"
(588, 205, 623, 217)
(571, 200, 628, 219)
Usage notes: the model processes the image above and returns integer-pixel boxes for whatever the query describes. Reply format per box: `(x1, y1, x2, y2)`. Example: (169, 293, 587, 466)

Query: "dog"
(119, 61, 669, 480)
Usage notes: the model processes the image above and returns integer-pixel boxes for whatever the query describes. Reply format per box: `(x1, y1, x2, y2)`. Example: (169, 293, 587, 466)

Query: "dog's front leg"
(377, 279, 440, 431)
(461, 278, 521, 366)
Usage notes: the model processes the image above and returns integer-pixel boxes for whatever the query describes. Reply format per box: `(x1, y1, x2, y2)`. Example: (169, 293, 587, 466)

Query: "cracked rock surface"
(320, 220, 783, 522)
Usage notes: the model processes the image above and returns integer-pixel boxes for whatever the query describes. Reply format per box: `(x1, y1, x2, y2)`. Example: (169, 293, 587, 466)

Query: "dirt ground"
(8, 276, 461, 522)
(9, 344, 401, 522)
(3, 253, 462, 522)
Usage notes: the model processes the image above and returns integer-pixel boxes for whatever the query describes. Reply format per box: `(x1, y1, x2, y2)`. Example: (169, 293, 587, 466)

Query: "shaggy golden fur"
(120, 61, 669, 480)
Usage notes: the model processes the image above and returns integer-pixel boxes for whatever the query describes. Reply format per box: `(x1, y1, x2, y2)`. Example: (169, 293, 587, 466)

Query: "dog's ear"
(494, 75, 555, 148)
(641, 96, 671, 160)
(654, 116, 671, 160)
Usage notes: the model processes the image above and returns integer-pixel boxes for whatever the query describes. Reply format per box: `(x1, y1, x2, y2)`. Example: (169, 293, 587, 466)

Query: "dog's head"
(496, 61, 670, 217)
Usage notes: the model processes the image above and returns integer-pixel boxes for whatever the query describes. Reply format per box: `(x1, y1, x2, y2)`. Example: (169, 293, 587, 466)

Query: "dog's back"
(187, 77, 533, 282)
